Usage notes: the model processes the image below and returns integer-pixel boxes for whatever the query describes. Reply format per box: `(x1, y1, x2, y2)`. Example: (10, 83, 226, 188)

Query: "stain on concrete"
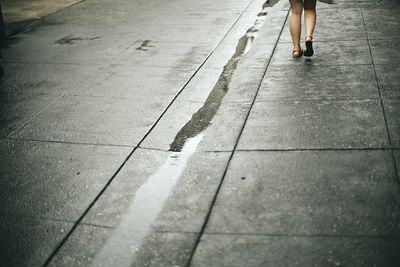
(136, 40, 155, 51)
(55, 35, 101, 45)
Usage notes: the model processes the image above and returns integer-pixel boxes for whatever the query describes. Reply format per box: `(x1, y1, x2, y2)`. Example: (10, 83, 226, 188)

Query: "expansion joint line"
(185, 7, 291, 267)
(358, 2, 400, 192)
(41, 3, 260, 267)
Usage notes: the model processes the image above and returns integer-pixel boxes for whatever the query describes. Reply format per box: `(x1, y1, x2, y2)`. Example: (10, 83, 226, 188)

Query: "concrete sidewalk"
(0, 0, 400, 266)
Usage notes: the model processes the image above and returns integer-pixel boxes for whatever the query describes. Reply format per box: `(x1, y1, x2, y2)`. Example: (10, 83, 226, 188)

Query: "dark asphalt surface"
(0, 0, 400, 266)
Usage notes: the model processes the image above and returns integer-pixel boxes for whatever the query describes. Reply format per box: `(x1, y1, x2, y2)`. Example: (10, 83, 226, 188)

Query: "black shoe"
(303, 36, 314, 57)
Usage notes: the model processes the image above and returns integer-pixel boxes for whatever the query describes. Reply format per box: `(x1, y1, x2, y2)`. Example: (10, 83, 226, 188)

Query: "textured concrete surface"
(0, 0, 399, 266)
(205, 151, 400, 235)
(1, 0, 81, 35)
(191, 234, 400, 267)
(0, 216, 74, 267)
(0, 139, 131, 219)
(237, 99, 389, 150)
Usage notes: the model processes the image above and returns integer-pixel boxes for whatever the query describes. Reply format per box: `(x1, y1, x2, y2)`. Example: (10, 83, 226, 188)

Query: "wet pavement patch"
(88, 134, 203, 266)
(169, 0, 278, 152)
(54, 35, 101, 45)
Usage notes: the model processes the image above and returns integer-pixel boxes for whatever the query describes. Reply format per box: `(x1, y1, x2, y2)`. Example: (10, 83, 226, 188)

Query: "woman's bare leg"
(304, 0, 317, 40)
(289, 0, 303, 57)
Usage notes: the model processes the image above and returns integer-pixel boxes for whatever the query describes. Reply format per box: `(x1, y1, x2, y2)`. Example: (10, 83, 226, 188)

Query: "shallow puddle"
(91, 134, 203, 267)
(169, 0, 280, 152)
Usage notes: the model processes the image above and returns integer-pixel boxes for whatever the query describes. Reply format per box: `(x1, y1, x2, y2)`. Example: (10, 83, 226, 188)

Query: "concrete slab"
(0, 63, 110, 97)
(120, 23, 232, 44)
(192, 234, 400, 267)
(363, 8, 400, 39)
(257, 64, 379, 101)
(205, 150, 400, 236)
(12, 13, 233, 45)
(177, 67, 224, 103)
(82, 149, 230, 233)
(0, 93, 59, 138)
(317, 7, 363, 21)
(0, 139, 131, 220)
(249, 10, 289, 45)
(2, 0, 81, 23)
(0, 64, 193, 141)
(112, 0, 253, 13)
(153, 0, 252, 12)
(45, 1, 245, 28)
(238, 100, 389, 150)
(41, 9, 239, 44)
(370, 38, 400, 65)
(358, 0, 400, 9)
(2, 32, 130, 65)
(198, 102, 252, 152)
(84, 66, 195, 100)
(1, 0, 82, 35)
(114, 42, 212, 69)
(375, 64, 400, 99)
(0, 215, 73, 267)
(395, 150, 400, 173)
(271, 40, 372, 66)
(238, 43, 276, 70)
(10, 95, 167, 146)
(48, 224, 197, 267)
(201, 44, 238, 70)
(383, 99, 400, 147)
(222, 67, 266, 103)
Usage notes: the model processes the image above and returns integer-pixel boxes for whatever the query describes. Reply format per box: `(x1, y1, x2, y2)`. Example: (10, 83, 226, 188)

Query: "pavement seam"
(79, 221, 200, 235)
(255, 98, 382, 102)
(358, 1, 400, 191)
(40, 3, 260, 266)
(235, 147, 393, 152)
(1, 137, 136, 148)
(0, 212, 76, 225)
(185, 6, 291, 267)
(202, 232, 393, 239)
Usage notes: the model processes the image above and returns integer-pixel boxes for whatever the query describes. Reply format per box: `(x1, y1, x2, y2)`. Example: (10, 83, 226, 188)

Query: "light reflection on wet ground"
(90, 134, 203, 267)
(169, 0, 280, 152)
